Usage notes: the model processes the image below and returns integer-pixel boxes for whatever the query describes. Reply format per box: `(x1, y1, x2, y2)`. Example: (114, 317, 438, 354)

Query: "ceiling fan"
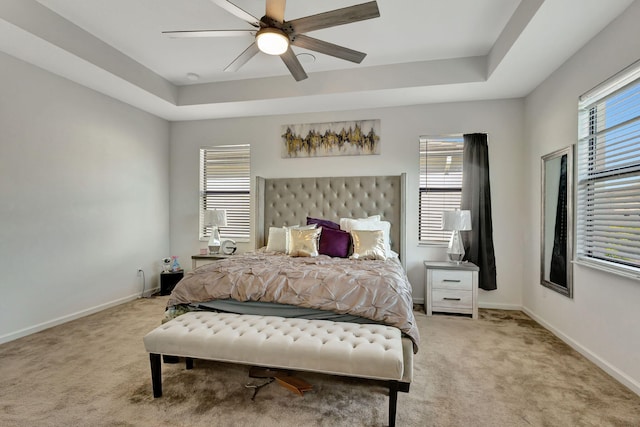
(162, 0, 380, 82)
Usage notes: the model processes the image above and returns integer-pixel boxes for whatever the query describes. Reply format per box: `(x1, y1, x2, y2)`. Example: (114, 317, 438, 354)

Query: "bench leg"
(388, 381, 398, 427)
(150, 353, 162, 398)
(186, 357, 194, 370)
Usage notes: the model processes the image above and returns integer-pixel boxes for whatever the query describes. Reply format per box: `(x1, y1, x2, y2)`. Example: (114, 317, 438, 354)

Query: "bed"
(165, 174, 419, 351)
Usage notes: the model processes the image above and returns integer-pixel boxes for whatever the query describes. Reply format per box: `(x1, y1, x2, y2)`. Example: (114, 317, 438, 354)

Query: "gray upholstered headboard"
(255, 174, 406, 267)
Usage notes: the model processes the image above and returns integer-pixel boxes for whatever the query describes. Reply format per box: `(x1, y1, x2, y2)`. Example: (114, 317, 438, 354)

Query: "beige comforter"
(167, 251, 419, 352)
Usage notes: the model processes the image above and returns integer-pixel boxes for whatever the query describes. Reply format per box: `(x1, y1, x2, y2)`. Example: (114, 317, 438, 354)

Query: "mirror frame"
(540, 146, 574, 298)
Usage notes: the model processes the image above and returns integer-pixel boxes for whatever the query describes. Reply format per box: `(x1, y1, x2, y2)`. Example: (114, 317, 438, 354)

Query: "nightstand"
(424, 261, 479, 319)
(160, 270, 184, 296)
(191, 254, 232, 270)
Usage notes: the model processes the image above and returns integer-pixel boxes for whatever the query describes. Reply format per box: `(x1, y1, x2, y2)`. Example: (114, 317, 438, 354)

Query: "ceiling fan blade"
(211, 0, 261, 27)
(266, 0, 286, 23)
(280, 48, 308, 81)
(287, 1, 380, 34)
(162, 30, 254, 38)
(291, 34, 366, 64)
(224, 42, 260, 72)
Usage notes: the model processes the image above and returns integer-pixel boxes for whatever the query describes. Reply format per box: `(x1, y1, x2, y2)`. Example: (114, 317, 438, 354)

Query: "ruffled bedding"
(167, 251, 419, 352)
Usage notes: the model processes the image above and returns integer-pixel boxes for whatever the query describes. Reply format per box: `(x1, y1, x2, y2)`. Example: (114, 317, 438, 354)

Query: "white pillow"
(266, 227, 286, 253)
(339, 215, 380, 232)
(348, 219, 392, 258)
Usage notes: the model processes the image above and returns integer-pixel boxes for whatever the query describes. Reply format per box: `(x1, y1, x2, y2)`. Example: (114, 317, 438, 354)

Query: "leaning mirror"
(541, 146, 573, 298)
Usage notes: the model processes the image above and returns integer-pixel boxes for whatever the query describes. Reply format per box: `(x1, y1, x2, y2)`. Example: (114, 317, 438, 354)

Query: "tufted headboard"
(255, 174, 406, 267)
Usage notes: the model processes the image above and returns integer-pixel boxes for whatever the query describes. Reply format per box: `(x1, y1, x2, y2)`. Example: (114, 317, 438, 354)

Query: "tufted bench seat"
(143, 311, 412, 426)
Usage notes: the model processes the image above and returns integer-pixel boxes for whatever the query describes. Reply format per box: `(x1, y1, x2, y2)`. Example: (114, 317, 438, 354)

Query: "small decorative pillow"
(348, 220, 392, 258)
(266, 227, 286, 253)
(351, 229, 387, 260)
(287, 227, 321, 257)
(318, 227, 351, 258)
(285, 224, 317, 253)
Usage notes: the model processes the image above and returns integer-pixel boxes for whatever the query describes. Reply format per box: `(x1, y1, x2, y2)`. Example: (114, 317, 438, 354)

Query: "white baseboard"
(413, 299, 522, 311)
(0, 287, 160, 345)
(522, 306, 640, 397)
(478, 302, 522, 310)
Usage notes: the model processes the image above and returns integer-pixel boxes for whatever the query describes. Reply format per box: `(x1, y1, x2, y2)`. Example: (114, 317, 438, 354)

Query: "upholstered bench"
(143, 311, 412, 427)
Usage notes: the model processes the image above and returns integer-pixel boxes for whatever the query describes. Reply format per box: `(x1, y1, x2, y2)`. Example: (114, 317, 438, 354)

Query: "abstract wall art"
(281, 119, 380, 158)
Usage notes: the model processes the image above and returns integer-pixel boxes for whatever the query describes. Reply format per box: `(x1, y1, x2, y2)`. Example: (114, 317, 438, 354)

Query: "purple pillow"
(318, 227, 351, 258)
(306, 216, 340, 230)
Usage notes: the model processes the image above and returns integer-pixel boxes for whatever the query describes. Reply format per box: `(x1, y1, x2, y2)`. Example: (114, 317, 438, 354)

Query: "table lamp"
(205, 209, 227, 254)
(442, 210, 472, 264)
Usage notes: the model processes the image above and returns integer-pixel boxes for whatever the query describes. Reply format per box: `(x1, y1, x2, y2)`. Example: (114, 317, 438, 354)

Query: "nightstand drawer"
(431, 289, 472, 310)
(431, 270, 473, 290)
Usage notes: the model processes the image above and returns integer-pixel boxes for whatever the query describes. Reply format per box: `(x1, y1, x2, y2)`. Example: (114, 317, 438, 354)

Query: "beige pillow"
(350, 220, 392, 257)
(287, 227, 321, 257)
(285, 224, 317, 253)
(266, 227, 286, 252)
(350, 229, 387, 260)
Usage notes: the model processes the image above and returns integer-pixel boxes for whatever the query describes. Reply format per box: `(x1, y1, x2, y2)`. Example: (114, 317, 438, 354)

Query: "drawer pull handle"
(443, 297, 461, 301)
(443, 279, 461, 283)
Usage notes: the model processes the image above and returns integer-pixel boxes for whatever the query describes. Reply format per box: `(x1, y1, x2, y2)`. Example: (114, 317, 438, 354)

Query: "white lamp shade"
(205, 209, 228, 227)
(442, 210, 472, 231)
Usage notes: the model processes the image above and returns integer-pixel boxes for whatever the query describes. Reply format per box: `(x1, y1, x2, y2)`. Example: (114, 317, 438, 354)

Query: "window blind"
(199, 145, 251, 240)
(419, 136, 464, 243)
(577, 60, 640, 275)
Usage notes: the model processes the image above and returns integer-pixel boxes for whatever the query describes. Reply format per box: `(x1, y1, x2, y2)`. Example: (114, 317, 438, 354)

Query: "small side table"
(160, 270, 184, 296)
(191, 254, 232, 270)
(424, 261, 479, 319)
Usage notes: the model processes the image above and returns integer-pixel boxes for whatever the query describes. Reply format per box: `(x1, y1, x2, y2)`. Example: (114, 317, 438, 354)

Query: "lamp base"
(447, 253, 465, 264)
(447, 230, 465, 264)
(208, 226, 221, 254)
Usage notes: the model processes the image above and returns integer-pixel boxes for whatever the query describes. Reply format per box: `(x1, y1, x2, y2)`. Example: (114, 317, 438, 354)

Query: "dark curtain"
(461, 133, 497, 291)
(550, 154, 568, 287)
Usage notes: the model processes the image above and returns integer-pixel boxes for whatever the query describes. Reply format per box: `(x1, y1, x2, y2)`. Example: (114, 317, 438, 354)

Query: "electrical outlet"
(137, 268, 143, 277)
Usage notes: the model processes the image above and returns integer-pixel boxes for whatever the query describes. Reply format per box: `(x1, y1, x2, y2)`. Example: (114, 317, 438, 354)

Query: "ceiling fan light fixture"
(256, 28, 289, 55)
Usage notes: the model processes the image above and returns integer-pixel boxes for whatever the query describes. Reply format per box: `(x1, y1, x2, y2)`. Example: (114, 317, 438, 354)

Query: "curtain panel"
(461, 133, 497, 291)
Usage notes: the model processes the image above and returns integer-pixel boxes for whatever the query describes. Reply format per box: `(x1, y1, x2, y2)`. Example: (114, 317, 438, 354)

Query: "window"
(419, 135, 464, 243)
(199, 145, 251, 241)
(577, 60, 640, 277)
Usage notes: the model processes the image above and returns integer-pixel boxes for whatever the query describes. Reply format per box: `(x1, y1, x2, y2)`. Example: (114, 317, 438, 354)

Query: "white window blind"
(577, 60, 640, 276)
(199, 145, 251, 241)
(419, 136, 464, 243)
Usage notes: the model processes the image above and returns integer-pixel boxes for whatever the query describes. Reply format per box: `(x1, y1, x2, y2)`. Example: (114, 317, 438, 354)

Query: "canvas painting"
(281, 119, 381, 158)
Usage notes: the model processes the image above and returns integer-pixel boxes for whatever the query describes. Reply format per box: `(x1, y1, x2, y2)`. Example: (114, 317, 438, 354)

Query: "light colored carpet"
(1, 295, 639, 426)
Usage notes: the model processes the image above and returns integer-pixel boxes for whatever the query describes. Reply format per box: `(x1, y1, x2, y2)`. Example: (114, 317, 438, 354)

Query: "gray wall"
(523, 0, 640, 394)
(0, 52, 171, 342)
